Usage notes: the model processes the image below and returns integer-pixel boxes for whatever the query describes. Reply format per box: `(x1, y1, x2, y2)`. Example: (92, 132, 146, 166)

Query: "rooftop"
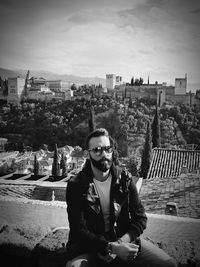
(147, 148, 200, 179)
(140, 173, 200, 219)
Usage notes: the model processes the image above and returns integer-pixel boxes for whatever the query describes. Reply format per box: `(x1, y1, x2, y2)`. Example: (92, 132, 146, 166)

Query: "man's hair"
(85, 128, 115, 150)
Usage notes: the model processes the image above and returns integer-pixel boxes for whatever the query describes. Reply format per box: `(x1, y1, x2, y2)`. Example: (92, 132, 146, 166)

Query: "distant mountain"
(0, 68, 24, 79)
(0, 67, 106, 86)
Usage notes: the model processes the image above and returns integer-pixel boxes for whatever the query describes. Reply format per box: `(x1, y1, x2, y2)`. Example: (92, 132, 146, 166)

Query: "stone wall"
(0, 200, 200, 267)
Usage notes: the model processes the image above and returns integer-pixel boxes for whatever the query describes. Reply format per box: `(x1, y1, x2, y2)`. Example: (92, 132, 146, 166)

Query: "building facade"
(7, 77, 25, 105)
(175, 75, 187, 95)
(45, 80, 71, 92)
(106, 74, 123, 90)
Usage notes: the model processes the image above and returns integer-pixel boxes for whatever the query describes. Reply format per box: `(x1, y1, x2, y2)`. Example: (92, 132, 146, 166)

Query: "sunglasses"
(88, 146, 113, 156)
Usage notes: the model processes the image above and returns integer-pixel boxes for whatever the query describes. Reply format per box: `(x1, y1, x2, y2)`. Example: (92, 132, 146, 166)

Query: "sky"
(0, 0, 200, 91)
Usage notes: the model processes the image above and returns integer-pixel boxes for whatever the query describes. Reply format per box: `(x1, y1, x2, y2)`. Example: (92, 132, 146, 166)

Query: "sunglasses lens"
(89, 146, 113, 155)
(97, 146, 112, 154)
(93, 147, 102, 155)
(105, 146, 113, 153)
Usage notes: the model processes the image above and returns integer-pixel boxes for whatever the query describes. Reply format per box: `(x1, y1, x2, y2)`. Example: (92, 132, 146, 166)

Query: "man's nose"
(101, 148, 110, 157)
(101, 149, 107, 157)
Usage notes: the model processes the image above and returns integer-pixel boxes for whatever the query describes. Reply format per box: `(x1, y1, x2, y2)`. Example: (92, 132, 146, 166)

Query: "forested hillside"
(0, 96, 199, 156)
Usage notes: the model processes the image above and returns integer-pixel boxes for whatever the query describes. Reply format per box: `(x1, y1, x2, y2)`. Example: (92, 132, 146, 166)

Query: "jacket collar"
(79, 159, 130, 216)
(79, 159, 119, 188)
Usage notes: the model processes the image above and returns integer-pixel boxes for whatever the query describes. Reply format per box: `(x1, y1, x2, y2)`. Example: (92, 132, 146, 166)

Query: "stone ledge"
(35, 229, 69, 267)
(1, 225, 200, 267)
(0, 223, 50, 267)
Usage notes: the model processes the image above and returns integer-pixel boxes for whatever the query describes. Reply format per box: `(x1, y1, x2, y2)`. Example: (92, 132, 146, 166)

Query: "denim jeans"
(66, 238, 177, 267)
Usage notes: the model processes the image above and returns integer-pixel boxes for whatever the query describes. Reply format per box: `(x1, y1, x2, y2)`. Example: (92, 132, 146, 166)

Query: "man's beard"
(89, 156, 112, 172)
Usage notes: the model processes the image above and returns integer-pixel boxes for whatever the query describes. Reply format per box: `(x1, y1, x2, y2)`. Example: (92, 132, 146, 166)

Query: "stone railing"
(1, 213, 200, 267)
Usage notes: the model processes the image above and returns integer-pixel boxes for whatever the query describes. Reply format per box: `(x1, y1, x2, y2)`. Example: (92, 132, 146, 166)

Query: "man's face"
(88, 135, 113, 172)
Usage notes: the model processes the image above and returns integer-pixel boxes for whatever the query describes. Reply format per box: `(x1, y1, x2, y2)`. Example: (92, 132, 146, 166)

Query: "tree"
(24, 70, 30, 96)
(131, 77, 134, 85)
(151, 106, 161, 148)
(52, 143, 60, 177)
(40, 144, 48, 151)
(4, 79, 8, 95)
(0, 77, 4, 92)
(112, 140, 120, 166)
(134, 78, 140, 85)
(140, 121, 152, 179)
(127, 156, 138, 177)
(71, 83, 77, 90)
(139, 77, 144, 85)
(128, 97, 133, 108)
(33, 154, 39, 176)
(0, 77, 8, 96)
(60, 153, 67, 177)
(88, 105, 96, 133)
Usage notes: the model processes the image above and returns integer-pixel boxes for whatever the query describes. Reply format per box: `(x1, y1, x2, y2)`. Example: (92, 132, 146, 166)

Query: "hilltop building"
(106, 74, 123, 90)
(175, 74, 187, 95)
(106, 73, 199, 108)
(4, 71, 73, 104)
(26, 76, 53, 101)
(7, 77, 25, 105)
(46, 80, 73, 100)
(46, 80, 71, 92)
(114, 81, 167, 107)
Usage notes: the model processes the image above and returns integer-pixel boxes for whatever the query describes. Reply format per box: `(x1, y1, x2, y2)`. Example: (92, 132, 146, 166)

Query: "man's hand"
(111, 242, 139, 262)
(98, 253, 116, 263)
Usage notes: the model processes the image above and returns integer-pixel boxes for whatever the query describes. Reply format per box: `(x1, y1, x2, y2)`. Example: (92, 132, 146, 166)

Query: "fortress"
(1, 71, 199, 108)
(0, 70, 73, 105)
(106, 74, 199, 108)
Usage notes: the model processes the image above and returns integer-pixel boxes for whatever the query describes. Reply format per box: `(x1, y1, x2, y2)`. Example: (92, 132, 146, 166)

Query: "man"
(66, 128, 177, 267)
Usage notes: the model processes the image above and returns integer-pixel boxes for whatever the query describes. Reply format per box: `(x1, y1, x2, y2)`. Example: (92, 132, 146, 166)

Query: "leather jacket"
(66, 160, 147, 259)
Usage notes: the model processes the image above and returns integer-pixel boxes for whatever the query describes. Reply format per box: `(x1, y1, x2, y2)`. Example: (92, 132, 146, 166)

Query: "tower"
(175, 75, 187, 95)
(106, 74, 116, 90)
(7, 77, 25, 105)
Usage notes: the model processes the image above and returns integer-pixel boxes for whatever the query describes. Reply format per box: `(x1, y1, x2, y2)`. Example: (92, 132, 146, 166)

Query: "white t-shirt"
(93, 175, 111, 232)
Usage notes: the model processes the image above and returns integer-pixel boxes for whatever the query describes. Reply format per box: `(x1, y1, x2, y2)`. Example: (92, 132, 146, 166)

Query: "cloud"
(190, 8, 200, 13)
(118, 0, 167, 19)
(68, 9, 109, 25)
(0, 0, 199, 86)
(68, 13, 92, 24)
(138, 49, 153, 55)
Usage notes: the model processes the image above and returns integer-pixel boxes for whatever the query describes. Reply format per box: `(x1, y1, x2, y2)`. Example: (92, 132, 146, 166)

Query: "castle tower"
(175, 74, 187, 95)
(106, 74, 122, 90)
(7, 77, 25, 105)
(106, 74, 116, 89)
